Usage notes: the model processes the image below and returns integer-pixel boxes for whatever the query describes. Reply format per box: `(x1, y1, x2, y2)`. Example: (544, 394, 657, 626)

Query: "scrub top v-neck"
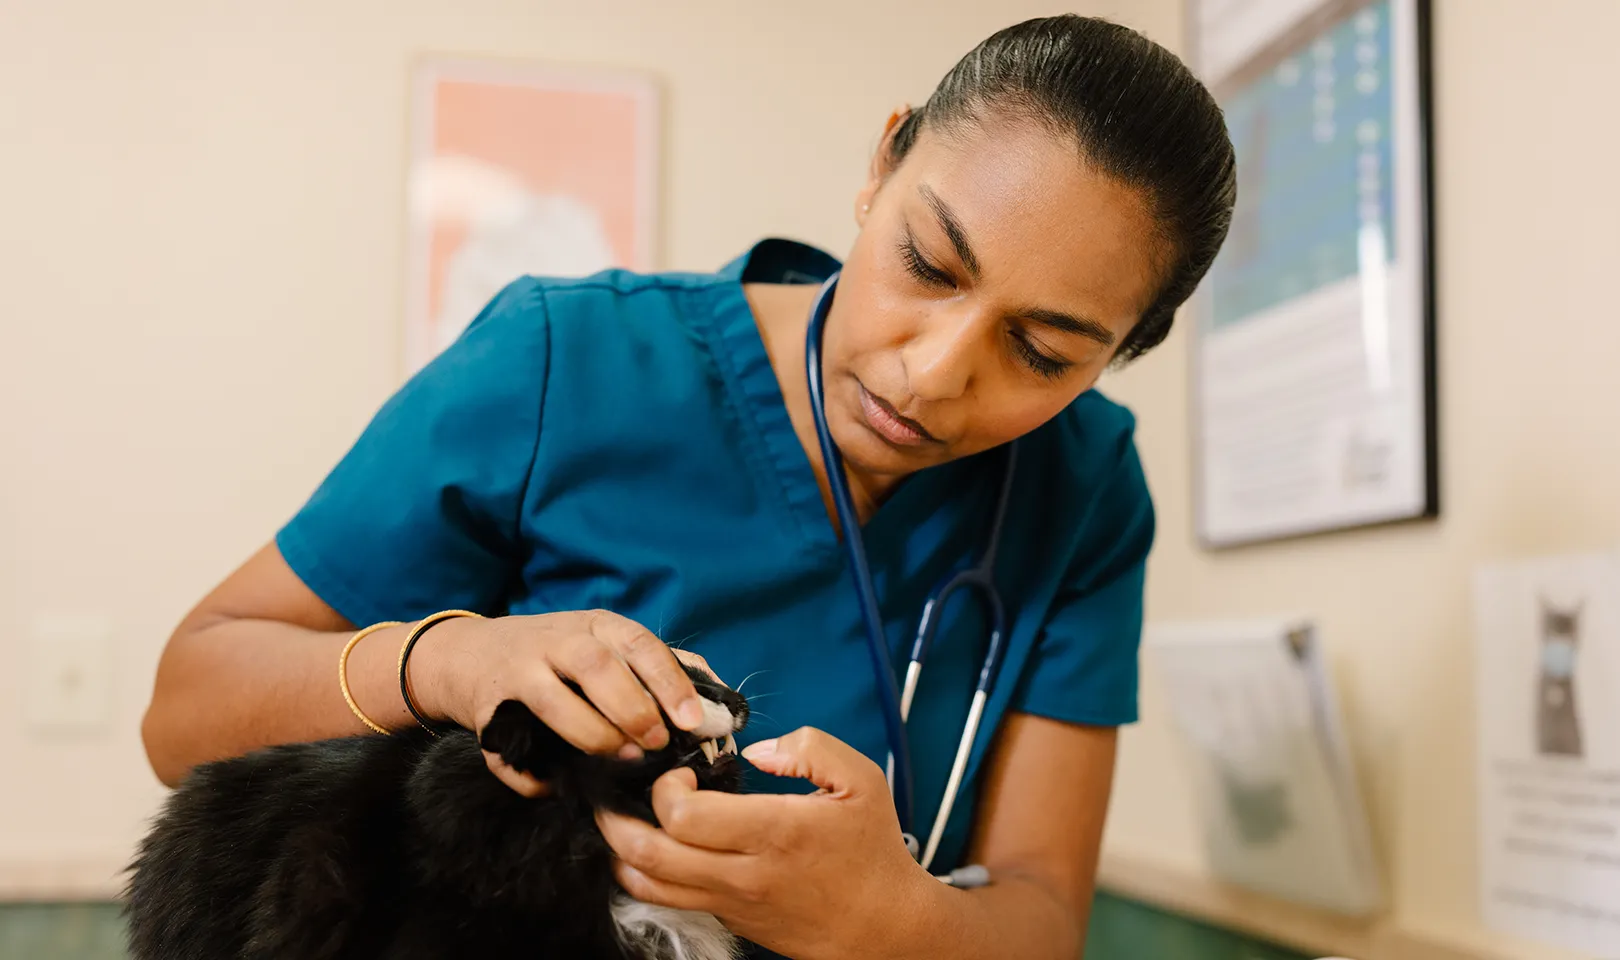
(276, 237, 1156, 878)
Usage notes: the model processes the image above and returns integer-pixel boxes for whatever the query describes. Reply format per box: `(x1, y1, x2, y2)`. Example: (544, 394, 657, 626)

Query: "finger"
(591, 613, 706, 732)
(613, 861, 716, 914)
(648, 768, 779, 853)
(546, 630, 669, 750)
(741, 727, 884, 797)
(514, 667, 629, 755)
(482, 750, 552, 798)
(597, 810, 748, 895)
(670, 652, 739, 739)
(672, 649, 720, 683)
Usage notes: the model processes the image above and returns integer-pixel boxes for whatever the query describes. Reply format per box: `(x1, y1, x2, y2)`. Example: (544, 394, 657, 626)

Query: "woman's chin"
(833, 420, 946, 478)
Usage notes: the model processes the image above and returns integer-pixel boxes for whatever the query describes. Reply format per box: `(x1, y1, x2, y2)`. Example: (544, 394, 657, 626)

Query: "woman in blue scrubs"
(143, 15, 1234, 959)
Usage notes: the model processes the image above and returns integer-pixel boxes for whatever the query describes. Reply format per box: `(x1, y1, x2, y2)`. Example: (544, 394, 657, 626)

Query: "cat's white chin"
(611, 893, 741, 960)
(694, 697, 741, 739)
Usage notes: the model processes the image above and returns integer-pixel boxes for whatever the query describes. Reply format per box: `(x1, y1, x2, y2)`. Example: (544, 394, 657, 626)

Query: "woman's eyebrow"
(918, 183, 981, 281)
(917, 182, 1116, 348)
(1015, 308, 1117, 347)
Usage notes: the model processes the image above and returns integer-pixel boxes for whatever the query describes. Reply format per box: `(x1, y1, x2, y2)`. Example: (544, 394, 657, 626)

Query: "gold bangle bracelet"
(398, 610, 485, 736)
(339, 621, 403, 735)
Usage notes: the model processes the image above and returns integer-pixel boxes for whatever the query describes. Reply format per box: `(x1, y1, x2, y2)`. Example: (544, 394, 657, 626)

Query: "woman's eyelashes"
(1007, 329, 1072, 380)
(896, 233, 1075, 380)
(899, 233, 954, 288)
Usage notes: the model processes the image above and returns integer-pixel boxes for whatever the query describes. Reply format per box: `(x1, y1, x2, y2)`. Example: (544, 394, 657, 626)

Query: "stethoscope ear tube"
(804, 272, 918, 837)
(803, 269, 1006, 886)
(922, 689, 989, 871)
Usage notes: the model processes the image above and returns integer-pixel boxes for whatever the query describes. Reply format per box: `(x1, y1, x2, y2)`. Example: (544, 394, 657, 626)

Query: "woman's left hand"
(596, 726, 926, 960)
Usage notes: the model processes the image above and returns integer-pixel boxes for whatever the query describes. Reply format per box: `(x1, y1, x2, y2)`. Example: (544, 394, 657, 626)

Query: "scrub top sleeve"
(274, 278, 550, 628)
(1012, 432, 1156, 728)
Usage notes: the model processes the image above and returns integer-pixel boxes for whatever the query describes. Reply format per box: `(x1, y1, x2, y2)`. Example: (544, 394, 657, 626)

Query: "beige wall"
(0, 0, 1172, 892)
(4, 2, 1617, 959)
(1101, 3, 1620, 959)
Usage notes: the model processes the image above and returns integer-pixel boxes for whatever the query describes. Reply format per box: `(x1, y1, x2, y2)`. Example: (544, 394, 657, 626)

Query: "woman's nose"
(901, 306, 983, 402)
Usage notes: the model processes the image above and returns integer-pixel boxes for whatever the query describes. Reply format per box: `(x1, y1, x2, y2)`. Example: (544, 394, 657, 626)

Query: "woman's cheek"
(972, 394, 1075, 449)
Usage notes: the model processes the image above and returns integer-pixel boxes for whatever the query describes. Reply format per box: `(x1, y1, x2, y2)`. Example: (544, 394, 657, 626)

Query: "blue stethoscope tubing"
(803, 271, 1016, 877)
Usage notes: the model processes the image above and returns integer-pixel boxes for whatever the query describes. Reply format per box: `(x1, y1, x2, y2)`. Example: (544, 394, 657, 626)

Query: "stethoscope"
(803, 271, 1013, 888)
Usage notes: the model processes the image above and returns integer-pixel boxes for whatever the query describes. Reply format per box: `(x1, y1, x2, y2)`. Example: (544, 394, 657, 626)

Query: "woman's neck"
(745, 282, 902, 531)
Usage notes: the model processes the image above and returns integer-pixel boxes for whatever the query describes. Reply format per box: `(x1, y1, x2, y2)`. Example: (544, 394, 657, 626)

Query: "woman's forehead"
(894, 121, 1166, 323)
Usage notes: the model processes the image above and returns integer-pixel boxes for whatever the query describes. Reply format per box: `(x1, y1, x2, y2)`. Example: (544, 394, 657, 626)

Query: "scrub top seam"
(513, 286, 556, 546)
(534, 274, 713, 297)
(702, 284, 835, 553)
(1056, 427, 1151, 601)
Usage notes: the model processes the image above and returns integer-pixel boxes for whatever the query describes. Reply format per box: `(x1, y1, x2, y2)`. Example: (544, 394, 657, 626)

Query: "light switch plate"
(24, 613, 114, 734)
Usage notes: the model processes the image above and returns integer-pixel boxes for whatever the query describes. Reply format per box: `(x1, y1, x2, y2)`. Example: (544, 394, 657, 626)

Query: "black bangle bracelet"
(398, 610, 482, 736)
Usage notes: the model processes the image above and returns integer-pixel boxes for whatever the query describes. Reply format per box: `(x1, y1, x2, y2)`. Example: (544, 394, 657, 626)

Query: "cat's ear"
(478, 700, 573, 780)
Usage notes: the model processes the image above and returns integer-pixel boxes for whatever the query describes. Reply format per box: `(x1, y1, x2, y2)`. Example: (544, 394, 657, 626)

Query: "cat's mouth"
(696, 734, 738, 764)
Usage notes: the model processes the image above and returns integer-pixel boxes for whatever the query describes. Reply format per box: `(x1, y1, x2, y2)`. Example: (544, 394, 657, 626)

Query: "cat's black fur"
(124, 664, 749, 959)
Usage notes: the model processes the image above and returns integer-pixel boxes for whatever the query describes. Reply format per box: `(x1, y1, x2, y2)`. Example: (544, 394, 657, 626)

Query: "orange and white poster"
(404, 57, 659, 374)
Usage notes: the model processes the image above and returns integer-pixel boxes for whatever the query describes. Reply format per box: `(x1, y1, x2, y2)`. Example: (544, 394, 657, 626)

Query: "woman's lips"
(858, 384, 941, 447)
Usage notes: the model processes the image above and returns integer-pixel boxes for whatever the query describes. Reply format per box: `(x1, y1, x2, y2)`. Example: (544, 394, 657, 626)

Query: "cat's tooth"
(700, 740, 717, 763)
(723, 734, 737, 755)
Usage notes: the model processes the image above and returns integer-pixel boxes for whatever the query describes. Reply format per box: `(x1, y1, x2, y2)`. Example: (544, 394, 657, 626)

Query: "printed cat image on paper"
(1215, 756, 1294, 846)
(1535, 598, 1584, 759)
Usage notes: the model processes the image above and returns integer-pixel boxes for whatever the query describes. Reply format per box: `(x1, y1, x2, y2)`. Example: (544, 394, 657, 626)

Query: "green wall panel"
(0, 893, 1319, 959)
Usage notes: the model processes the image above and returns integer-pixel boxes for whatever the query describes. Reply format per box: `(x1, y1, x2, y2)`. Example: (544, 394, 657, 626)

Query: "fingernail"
(742, 738, 777, 761)
(676, 699, 704, 730)
(617, 743, 644, 761)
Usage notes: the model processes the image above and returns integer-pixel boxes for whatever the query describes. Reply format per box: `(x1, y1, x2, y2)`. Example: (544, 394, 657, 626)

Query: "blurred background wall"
(1102, 5, 1619, 959)
(2, 2, 1617, 958)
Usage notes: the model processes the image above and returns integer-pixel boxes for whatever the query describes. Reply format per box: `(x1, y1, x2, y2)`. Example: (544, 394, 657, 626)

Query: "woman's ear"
(854, 181, 878, 228)
(856, 105, 912, 228)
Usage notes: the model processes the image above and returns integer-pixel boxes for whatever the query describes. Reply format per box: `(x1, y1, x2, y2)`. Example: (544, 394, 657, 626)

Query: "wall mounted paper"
(1147, 618, 1383, 916)
(1474, 549, 1620, 956)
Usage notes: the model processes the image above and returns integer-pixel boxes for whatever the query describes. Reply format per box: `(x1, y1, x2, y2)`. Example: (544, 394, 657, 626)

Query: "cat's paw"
(478, 700, 570, 779)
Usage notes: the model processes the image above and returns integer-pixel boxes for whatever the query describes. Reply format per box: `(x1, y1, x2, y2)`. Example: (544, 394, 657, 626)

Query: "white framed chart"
(1186, 0, 1437, 548)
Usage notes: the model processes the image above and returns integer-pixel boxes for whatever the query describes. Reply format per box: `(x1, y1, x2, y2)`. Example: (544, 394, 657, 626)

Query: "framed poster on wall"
(1185, 0, 1436, 548)
(403, 57, 659, 375)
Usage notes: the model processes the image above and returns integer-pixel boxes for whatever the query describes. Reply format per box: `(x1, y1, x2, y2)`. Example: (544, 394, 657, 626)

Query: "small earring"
(861, 203, 870, 215)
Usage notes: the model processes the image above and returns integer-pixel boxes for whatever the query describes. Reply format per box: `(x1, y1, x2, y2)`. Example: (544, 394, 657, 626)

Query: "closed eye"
(898, 230, 954, 288)
(1008, 329, 1073, 380)
(898, 230, 1076, 380)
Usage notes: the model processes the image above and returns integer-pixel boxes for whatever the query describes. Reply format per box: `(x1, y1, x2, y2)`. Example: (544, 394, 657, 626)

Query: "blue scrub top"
(277, 237, 1155, 879)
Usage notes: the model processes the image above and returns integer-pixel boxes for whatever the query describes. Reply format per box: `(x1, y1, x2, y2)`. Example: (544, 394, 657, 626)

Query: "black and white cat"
(123, 663, 750, 960)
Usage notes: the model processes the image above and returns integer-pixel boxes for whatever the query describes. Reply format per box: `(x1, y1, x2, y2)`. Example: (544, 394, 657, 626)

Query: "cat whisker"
(733, 670, 771, 694)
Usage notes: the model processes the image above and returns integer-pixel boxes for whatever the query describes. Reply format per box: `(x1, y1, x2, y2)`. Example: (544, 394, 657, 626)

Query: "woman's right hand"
(409, 610, 711, 796)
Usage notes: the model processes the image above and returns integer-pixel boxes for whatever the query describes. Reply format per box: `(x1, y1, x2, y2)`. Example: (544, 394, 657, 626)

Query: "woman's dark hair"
(889, 15, 1237, 363)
